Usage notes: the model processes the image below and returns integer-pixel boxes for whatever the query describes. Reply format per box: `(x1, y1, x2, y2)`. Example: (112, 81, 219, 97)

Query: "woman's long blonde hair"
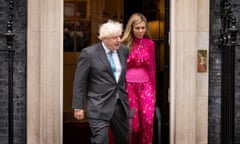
(121, 13, 152, 51)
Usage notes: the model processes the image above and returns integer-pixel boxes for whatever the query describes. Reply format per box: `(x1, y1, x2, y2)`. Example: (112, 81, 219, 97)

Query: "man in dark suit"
(72, 20, 130, 144)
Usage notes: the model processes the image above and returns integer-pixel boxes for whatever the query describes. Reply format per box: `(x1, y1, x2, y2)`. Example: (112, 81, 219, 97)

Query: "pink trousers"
(127, 82, 155, 144)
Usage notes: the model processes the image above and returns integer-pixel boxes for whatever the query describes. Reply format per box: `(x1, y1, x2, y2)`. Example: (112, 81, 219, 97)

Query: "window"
(64, 0, 90, 52)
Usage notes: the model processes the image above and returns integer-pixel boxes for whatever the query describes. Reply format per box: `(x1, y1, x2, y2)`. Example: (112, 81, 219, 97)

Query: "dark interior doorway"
(124, 0, 170, 143)
(63, 0, 169, 143)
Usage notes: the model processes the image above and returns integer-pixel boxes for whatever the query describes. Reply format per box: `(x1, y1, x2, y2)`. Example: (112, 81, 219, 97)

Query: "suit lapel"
(117, 46, 125, 82)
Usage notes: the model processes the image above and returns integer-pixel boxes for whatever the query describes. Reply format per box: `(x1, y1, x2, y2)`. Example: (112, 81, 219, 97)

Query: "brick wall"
(0, 1, 11, 143)
(209, 0, 240, 144)
(0, 0, 26, 144)
(208, 1, 222, 143)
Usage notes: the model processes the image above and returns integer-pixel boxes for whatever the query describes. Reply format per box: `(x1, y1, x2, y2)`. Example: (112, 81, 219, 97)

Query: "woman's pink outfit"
(126, 37, 156, 144)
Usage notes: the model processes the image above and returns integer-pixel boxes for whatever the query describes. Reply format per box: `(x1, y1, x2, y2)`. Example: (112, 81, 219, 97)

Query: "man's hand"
(74, 109, 85, 120)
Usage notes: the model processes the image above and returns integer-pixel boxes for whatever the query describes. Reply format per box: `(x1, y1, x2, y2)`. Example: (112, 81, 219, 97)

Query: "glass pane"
(64, 2, 74, 20)
(76, 1, 87, 19)
(64, 1, 90, 52)
(75, 20, 91, 51)
(64, 21, 74, 52)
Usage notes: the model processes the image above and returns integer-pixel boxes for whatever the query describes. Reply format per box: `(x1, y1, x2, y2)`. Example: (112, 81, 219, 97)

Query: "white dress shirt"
(102, 42, 122, 82)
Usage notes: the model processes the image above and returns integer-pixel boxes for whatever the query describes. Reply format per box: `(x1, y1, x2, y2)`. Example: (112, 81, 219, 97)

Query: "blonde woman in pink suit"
(121, 13, 156, 144)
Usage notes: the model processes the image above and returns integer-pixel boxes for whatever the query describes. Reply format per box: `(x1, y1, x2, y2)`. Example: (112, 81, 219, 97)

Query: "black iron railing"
(219, 0, 239, 143)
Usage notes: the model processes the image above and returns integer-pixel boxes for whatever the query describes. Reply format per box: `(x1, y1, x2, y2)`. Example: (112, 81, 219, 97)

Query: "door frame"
(26, 0, 209, 143)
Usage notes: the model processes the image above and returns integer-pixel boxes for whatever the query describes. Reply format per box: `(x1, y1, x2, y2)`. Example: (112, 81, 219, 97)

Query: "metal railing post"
(4, 0, 15, 143)
(219, 0, 239, 143)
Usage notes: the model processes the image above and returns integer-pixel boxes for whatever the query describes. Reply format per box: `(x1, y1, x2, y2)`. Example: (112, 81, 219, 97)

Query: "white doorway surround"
(27, 0, 209, 144)
(169, 0, 209, 144)
(27, 0, 63, 143)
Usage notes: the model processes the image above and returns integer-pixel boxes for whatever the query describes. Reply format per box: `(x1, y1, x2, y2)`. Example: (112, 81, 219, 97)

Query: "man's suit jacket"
(72, 43, 130, 120)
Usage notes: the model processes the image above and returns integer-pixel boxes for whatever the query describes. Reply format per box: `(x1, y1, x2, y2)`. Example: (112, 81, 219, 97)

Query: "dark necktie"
(108, 51, 116, 79)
